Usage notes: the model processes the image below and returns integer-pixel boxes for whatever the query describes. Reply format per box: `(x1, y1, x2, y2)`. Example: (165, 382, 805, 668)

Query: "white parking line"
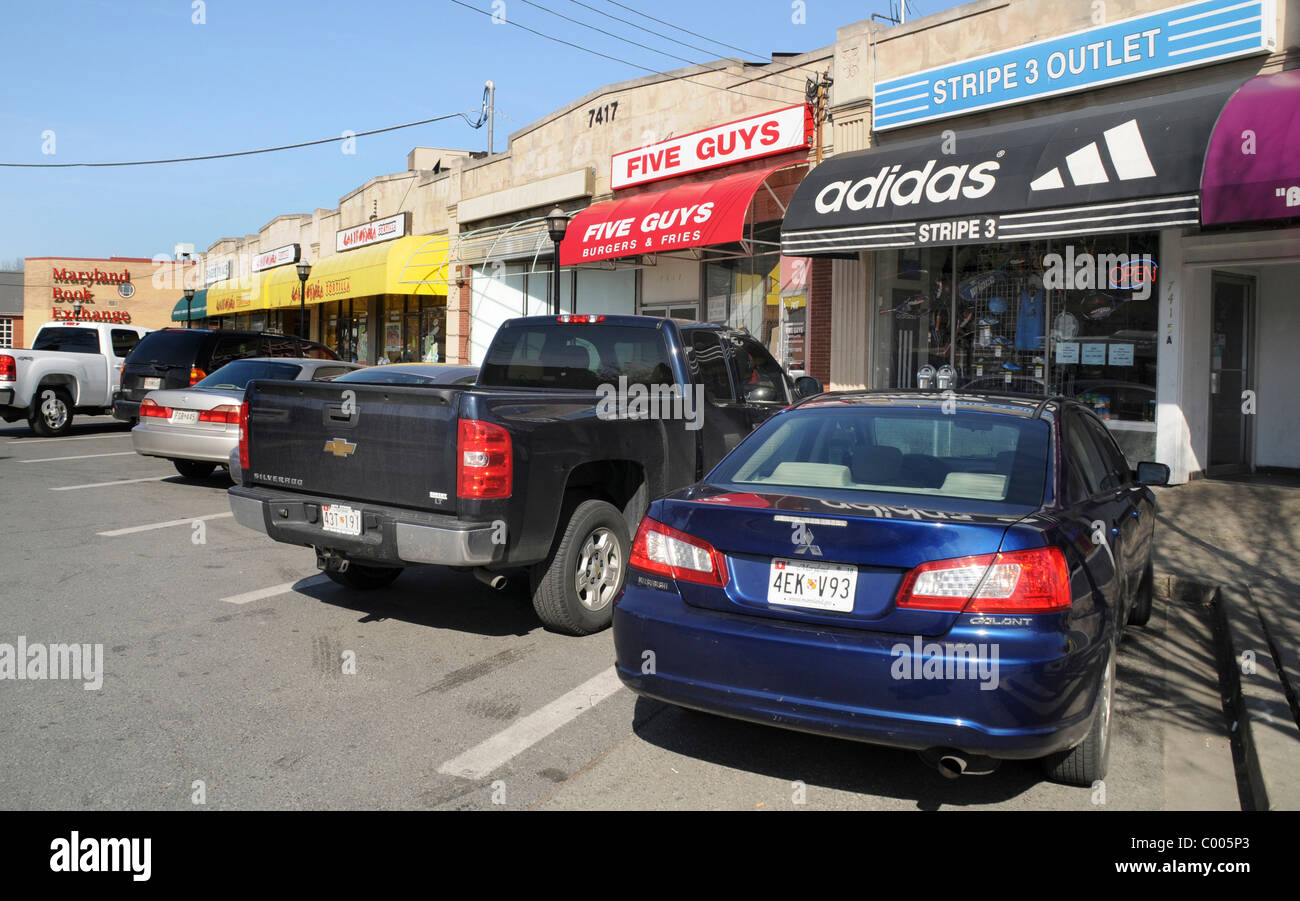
(98, 512, 234, 537)
(51, 476, 170, 491)
(9, 433, 131, 444)
(19, 451, 136, 463)
(438, 666, 625, 781)
(219, 575, 331, 606)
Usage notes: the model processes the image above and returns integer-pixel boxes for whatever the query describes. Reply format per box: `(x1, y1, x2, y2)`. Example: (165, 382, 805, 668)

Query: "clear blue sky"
(0, 0, 935, 263)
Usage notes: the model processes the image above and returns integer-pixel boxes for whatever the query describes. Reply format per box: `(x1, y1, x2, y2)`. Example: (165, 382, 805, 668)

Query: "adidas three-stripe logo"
(1030, 119, 1156, 191)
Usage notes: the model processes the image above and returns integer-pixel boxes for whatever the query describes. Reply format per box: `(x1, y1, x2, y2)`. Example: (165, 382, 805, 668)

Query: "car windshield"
(194, 360, 302, 390)
(709, 405, 1050, 508)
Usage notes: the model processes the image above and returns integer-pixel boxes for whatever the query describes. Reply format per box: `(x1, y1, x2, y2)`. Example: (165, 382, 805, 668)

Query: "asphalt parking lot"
(1, 415, 1244, 810)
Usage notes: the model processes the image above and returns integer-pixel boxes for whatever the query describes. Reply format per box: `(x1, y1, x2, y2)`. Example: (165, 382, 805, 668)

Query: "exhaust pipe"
(938, 755, 967, 779)
(473, 568, 507, 591)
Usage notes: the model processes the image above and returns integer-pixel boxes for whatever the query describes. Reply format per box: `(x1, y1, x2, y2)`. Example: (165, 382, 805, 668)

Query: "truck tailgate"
(245, 380, 462, 512)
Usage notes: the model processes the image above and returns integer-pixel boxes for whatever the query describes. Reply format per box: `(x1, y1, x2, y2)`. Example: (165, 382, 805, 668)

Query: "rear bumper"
(612, 583, 1102, 760)
(113, 399, 140, 422)
(228, 484, 500, 567)
(131, 421, 235, 463)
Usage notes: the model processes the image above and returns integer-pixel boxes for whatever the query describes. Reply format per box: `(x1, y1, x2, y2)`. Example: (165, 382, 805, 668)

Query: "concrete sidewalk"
(1152, 475, 1300, 810)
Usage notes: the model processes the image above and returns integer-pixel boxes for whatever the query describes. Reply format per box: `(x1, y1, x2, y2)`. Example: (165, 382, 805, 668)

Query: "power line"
(448, 0, 802, 105)
(600, 0, 771, 61)
(0, 101, 489, 169)
(560, 0, 807, 90)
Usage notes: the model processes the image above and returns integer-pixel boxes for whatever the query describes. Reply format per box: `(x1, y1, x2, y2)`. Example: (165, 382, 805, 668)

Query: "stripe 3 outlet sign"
(873, 0, 1275, 131)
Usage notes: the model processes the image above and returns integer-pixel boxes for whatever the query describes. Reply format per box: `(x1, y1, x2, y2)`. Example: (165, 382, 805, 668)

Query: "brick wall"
(808, 257, 832, 385)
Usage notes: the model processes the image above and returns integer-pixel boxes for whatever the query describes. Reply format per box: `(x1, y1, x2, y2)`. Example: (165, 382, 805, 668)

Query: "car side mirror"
(794, 375, 823, 398)
(743, 384, 778, 403)
(1135, 461, 1170, 485)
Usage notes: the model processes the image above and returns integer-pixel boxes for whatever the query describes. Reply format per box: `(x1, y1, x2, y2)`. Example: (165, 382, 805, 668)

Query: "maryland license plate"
(767, 558, 857, 613)
(322, 504, 362, 536)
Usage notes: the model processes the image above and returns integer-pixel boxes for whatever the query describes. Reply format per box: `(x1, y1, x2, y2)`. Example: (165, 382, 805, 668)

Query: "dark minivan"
(114, 330, 338, 422)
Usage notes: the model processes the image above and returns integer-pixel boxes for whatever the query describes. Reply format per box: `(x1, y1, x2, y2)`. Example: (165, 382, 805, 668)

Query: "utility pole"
(485, 80, 495, 155)
(808, 70, 833, 166)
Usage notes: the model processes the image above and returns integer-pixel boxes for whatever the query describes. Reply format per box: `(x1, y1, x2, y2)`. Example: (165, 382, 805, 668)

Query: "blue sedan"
(612, 392, 1167, 785)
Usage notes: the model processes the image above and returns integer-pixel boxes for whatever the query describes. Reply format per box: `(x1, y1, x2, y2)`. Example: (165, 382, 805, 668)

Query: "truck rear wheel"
(29, 387, 73, 437)
(530, 499, 629, 636)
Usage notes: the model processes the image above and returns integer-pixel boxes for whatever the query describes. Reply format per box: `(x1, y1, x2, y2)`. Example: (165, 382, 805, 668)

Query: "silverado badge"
(324, 438, 357, 458)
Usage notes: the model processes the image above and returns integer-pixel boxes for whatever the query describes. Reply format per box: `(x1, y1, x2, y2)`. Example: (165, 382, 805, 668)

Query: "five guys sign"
(611, 104, 812, 190)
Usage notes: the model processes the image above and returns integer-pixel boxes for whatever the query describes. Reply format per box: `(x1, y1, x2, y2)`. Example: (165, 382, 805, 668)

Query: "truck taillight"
(0, 355, 14, 381)
(188, 367, 206, 386)
(556, 314, 605, 323)
(628, 517, 728, 587)
(199, 404, 240, 423)
(238, 401, 250, 470)
(895, 546, 1071, 614)
(457, 419, 512, 499)
(139, 398, 173, 418)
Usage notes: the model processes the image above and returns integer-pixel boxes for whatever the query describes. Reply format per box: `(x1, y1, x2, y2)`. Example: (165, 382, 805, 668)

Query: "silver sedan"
(132, 357, 361, 479)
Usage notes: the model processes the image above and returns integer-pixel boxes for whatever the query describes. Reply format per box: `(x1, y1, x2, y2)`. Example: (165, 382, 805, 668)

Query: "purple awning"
(1201, 72, 1300, 226)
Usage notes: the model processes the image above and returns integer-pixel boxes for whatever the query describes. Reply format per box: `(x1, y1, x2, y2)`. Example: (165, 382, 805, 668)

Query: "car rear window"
(125, 329, 209, 365)
(711, 406, 1050, 507)
(479, 324, 672, 390)
(32, 327, 100, 353)
(194, 360, 303, 390)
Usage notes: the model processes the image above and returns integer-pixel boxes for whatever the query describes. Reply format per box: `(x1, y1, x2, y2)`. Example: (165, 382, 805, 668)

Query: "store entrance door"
(1208, 273, 1255, 475)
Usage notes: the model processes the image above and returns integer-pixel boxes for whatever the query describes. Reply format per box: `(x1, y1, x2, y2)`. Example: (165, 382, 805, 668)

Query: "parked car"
(330, 362, 478, 386)
(612, 390, 1168, 786)
(228, 314, 821, 634)
(0, 321, 149, 436)
(114, 329, 338, 424)
(132, 357, 360, 479)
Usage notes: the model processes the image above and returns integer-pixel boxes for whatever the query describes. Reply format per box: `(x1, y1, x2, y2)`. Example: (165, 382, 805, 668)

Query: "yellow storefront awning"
(206, 273, 272, 316)
(265, 234, 451, 308)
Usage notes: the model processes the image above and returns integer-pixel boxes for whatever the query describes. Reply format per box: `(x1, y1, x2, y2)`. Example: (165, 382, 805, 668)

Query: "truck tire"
(29, 387, 74, 437)
(173, 459, 217, 479)
(326, 563, 404, 590)
(530, 499, 629, 636)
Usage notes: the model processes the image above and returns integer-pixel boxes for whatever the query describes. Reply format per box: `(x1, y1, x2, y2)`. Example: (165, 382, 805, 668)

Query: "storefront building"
(22, 256, 196, 336)
(0, 268, 22, 347)
(786, 0, 1298, 481)
(442, 52, 834, 370)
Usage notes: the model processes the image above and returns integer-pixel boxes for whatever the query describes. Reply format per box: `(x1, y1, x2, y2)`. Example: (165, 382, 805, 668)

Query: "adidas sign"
(1031, 119, 1156, 191)
(815, 158, 1001, 214)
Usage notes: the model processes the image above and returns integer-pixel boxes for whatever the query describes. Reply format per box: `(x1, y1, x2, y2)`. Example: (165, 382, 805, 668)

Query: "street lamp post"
(546, 207, 570, 315)
(296, 261, 312, 340)
(184, 288, 195, 329)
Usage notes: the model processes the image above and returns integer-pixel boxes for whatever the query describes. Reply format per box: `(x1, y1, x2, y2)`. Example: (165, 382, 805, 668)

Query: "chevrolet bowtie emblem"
(324, 438, 356, 458)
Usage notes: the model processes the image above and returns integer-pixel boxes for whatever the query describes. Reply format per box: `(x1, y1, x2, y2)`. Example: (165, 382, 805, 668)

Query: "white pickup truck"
(0, 321, 150, 436)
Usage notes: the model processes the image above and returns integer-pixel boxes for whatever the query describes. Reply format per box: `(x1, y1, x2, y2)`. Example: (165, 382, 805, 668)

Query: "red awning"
(560, 163, 787, 266)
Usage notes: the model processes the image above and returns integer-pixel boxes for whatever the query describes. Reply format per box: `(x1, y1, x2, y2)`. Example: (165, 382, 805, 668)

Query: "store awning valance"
(170, 289, 207, 321)
(560, 163, 790, 266)
(1201, 71, 1300, 226)
(264, 234, 451, 307)
(207, 273, 271, 316)
(781, 81, 1241, 255)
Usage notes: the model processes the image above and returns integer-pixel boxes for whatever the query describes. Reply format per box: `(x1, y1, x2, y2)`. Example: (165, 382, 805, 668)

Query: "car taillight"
(556, 314, 605, 323)
(628, 517, 728, 587)
(0, 355, 14, 381)
(238, 401, 249, 470)
(457, 419, 512, 499)
(895, 546, 1071, 614)
(198, 404, 240, 424)
(139, 398, 173, 418)
(188, 367, 206, 386)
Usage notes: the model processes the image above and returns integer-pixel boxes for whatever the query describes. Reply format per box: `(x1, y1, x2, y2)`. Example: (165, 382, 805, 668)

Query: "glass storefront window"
(383, 296, 405, 363)
(873, 234, 1159, 458)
